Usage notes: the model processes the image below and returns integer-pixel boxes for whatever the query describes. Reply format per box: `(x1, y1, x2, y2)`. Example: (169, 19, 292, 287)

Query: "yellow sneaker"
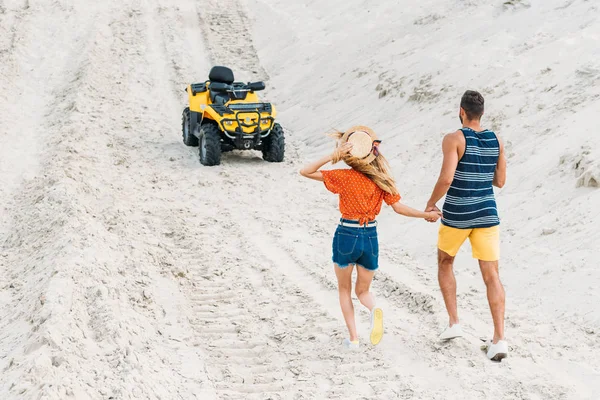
(370, 307, 384, 345)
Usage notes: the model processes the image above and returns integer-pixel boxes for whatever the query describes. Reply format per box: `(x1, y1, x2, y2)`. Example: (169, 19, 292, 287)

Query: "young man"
(425, 90, 508, 361)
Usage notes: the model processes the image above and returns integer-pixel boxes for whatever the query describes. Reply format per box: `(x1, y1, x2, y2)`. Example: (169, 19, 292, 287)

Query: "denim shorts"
(332, 220, 379, 271)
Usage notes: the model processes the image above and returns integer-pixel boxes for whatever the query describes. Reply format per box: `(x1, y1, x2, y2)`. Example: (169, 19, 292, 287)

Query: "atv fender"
(189, 106, 224, 137)
(203, 106, 223, 121)
(189, 111, 202, 137)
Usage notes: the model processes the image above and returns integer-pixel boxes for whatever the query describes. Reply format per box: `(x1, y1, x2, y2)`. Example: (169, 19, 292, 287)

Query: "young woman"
(299, 126, 441, 349)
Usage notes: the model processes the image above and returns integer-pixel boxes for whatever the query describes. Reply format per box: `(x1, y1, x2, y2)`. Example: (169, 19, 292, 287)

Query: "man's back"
(442, 127, 500, 229)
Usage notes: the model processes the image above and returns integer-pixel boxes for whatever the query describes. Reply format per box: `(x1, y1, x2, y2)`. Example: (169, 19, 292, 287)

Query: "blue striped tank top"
(442, 127, 500, 229)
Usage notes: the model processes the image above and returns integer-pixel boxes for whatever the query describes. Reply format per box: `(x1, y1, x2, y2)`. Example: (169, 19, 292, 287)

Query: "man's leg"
(479, 260, 505, 343)
(470, 225, 505, 348)
(437, 225, 469, 339)
(438, 249, 459, 326)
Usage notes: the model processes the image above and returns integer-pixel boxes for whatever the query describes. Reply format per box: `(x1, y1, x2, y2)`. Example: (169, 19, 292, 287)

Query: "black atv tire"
(198, 123, 222, 166)
(262, 123, 285, 162)
(182, 107, 198, 147)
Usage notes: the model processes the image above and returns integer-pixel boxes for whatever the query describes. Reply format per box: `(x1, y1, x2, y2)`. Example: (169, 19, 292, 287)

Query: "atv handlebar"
(247, 81, 265, 91)
(185, 80, 266, 94)
(207, 81, 265, 93)
(208, 82, 232, 92)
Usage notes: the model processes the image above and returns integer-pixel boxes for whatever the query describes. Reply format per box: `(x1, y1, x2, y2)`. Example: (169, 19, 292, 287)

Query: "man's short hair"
(460, 90, 484, 120)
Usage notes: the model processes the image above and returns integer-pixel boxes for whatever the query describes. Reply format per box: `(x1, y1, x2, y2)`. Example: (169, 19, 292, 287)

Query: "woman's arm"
(392, 201, 442, 221)
(299, 154, 333, 181)
(299, 143, 352, 181)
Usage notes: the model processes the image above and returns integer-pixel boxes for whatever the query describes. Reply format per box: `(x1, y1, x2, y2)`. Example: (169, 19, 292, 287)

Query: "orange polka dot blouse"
(322, 168, 401, 225)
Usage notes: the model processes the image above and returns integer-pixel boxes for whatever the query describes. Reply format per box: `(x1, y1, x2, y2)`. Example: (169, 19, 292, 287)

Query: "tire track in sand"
(0, 3, 114, 397)
(113, 2, 310, 399)
(3, 1, 219, 398)
(196, 0, 269, 81)
(160, 215, 293, 399)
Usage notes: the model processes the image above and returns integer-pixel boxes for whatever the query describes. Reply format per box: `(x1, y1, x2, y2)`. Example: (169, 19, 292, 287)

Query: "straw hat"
(340, 125, 381, 164)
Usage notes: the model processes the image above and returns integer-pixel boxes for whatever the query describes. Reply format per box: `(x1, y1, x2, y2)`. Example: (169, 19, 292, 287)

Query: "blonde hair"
(329, 130, 399, 196)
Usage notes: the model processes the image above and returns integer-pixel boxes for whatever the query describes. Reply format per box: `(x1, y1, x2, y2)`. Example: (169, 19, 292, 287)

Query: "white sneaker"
(439, 324, 463, 340)
(484, 339, 508, 362)
(342, 338, 359, 350)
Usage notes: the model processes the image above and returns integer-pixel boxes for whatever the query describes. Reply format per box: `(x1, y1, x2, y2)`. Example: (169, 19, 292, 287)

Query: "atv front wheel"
(182, 107, 198, 147)
(262, 123, 285, 162)
(198, 123, 222, 166)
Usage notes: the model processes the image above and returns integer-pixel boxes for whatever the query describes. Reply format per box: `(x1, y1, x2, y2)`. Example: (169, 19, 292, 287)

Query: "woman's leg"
(334, 263, 358, 341)
(356, 264, 384, 345)
(355, 265, 376, 311)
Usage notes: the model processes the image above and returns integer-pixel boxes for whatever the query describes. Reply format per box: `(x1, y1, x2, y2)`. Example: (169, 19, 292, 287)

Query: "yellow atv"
(181, 66, 285, 166)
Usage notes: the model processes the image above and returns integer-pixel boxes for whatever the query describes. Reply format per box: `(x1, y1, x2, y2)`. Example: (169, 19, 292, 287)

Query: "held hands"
(425, 204, 442, 223)
(425, 210, 442, 222)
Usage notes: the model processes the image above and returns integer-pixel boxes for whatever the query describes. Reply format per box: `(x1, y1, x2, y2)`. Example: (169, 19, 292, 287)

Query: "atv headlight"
(224, 120, 234, 126)
(260, 119, 270, 125)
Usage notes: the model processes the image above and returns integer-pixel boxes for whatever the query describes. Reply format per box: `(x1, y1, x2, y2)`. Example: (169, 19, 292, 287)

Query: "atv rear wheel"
(262, 123, 285, 162)
(198, 123, 222, 166)
(182, 107, 198, 146)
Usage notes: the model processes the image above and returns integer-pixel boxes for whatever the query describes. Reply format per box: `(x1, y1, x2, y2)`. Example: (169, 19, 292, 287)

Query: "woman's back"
(322, 168, 401, 225)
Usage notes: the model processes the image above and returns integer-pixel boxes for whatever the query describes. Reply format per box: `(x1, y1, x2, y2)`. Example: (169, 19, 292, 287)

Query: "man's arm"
(493, 137, 506, 188)
(426, 132, 461, 210)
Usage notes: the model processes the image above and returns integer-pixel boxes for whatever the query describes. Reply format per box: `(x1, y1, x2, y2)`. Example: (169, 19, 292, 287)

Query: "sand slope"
(0, 0, 598, 399)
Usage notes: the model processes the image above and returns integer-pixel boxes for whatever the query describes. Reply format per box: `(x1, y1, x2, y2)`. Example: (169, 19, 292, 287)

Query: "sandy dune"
(0, 0, 599, 399)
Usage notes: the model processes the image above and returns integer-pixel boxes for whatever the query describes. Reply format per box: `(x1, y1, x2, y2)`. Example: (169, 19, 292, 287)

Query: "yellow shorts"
(438, 224, 500, 261)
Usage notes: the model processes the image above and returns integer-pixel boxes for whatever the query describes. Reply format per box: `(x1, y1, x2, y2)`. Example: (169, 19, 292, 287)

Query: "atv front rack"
(209, 103, 273, 116)
(228, 103, 272, 113)
(219, 110, 274, 139)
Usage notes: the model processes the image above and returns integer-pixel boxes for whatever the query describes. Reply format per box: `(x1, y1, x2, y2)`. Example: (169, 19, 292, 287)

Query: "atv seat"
(209, 66, 234, 84)
(208, 66, 234, 105)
